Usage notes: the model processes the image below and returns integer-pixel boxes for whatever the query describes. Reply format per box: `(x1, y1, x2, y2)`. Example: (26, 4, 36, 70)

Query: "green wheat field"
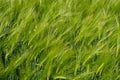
(0, 0, 120, 80)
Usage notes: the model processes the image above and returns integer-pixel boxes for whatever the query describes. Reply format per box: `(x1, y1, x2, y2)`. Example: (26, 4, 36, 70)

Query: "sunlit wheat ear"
(0, 0, 120, 80)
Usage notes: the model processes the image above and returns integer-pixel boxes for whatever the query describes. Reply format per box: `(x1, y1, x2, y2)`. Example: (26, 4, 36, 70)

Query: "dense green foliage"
(0, 0, 120, 80)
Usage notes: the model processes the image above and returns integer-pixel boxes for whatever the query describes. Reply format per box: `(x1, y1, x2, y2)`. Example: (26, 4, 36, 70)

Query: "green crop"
(0, 0, 120, 80)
